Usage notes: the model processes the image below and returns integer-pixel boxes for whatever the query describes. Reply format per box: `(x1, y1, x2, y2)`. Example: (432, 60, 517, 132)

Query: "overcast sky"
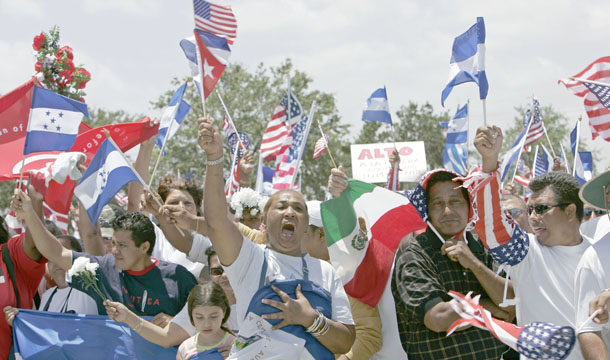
(1, 0, 609, 172)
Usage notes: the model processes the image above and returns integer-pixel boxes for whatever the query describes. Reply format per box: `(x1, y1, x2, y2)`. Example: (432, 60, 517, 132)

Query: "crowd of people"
(0, 117, 609, 360)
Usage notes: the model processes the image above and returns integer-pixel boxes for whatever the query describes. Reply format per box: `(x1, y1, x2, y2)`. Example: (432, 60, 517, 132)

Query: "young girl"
(177, 282, 235, 360)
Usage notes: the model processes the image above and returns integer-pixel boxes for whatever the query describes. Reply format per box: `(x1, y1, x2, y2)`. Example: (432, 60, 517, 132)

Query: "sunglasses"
(527, 203, 570, 216)
(584, 208, 607, 217)
(504, 208, 523, 218)
(210, 266, 224, 276)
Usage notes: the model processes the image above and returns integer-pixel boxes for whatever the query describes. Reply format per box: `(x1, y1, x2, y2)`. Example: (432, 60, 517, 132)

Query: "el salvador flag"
(179, 36, 204, 99)
(74, 139, 141, 225)
(362, 87, 392, 124)
(499, 123, 530, 182)
(441, 17, 488, 107)
(24, 85, 91, 155)
(155, 83, 191, 154)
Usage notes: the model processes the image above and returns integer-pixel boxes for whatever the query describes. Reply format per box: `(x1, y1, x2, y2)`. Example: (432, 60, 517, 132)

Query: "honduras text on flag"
(24, 85, 91, 155)
(193, 29, 231, 99)
(74, 139, 141, 225)
(179, 36, 204, 99)
(155, 83, 191, 154)
(362, 87, 392, 125)
(441, 17, 487, 106)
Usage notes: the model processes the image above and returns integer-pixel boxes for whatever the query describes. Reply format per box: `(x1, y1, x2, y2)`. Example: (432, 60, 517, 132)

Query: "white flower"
(230, 188, 266, 219)
(68, 257, 90, 277)
(85, 262, 99, 273)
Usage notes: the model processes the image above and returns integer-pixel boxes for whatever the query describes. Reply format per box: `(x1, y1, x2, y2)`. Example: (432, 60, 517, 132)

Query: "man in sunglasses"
(501, 194, 532, 233)
(472, 125, 591, 360)
(574, 169, 610, 359)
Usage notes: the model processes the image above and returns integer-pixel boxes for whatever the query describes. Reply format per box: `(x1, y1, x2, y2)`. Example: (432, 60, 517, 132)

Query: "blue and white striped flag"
(441, 103, 469, 175)
(570, 121, 588, 186)
(441, 17, 488, 106)
(179, 36, 204, 99)
(533, 145, 553, 178)
(500, 121, 531, 182)
(362, 87, 392, 125)
(155, 83, 191, 155)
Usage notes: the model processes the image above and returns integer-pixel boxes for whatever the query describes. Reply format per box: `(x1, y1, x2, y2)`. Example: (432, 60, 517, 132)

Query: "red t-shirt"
(0, 234, 46, 359)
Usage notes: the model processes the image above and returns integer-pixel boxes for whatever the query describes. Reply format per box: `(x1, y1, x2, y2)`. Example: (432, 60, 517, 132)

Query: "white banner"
(350, 141, 427, 183)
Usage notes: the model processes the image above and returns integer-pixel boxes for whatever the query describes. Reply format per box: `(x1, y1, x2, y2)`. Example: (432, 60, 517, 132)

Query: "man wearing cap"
(579, 169, 610, 242)
(574, 169, 610, 359)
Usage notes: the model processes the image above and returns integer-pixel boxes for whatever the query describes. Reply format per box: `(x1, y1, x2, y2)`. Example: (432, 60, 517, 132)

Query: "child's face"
(192, 305, 225, 334)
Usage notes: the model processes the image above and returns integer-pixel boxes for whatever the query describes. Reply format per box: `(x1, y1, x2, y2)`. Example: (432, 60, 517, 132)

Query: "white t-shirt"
(580, 215, 610, 243)
(512, 233, 591, 360)
(152, 223, 209, 278)
(574, 234, 610, 352)
(224, 236, 354, 329)
(38, 286, 99, 315)
(172, 302, 239, 336)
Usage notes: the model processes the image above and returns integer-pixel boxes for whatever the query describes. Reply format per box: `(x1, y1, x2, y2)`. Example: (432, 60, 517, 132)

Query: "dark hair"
(501, 194, 527, 210)
(44, 220, 64, 237)
(112, 212, 156, 255)
(0, 216, 8, 245)
(58, 235, 82, 252)
(187, 282, 233, 335)
(424, 171, 470, 207)
(205, 246, 217, 269)
(529, 172, 583, 222)
(262, 190, 308, 215)
(157, 175, 203, 216)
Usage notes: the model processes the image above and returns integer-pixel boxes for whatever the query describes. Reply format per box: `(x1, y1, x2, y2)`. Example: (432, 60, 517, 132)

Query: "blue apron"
(244, 248, 335, 359)
(189, 348, 224, 360)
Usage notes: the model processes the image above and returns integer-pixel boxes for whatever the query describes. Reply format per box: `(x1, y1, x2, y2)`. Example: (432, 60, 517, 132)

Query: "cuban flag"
(74, 139, 141, 225)
(441, 103, 469, 175)
(193, 29, 231, 99)
(499, 120, 531, 182)
(179, 36, 204, 99)
(362, 87, 392, 125)
(533, 145, 553, 178)
(447, 291, 575, 360)
(155, 83, 191, 154)
(23, 85, 91, 155)
(441, 17, 488, 107)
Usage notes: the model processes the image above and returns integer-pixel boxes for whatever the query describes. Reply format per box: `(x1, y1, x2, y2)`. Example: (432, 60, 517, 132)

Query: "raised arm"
(22, 177, 44, 262)
(77, 200, 105, 256)
(198, 116, 243, 266)
(127, 121, 157, 212)
(11, 188, 72, 270)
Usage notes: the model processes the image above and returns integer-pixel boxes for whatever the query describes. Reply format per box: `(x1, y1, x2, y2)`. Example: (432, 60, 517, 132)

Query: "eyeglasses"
(527, 203, 570, 216)
(210, 266, 224, 276)
(504, 208, 523, 218)
(584, 208, 607, 217)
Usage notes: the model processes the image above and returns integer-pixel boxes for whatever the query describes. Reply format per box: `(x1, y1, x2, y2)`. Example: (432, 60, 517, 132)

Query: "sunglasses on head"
(210, 266, 224, 276)
(584, 208, 607, 217)
(504, 208, 523, 218)
(527, 203, 570, 216)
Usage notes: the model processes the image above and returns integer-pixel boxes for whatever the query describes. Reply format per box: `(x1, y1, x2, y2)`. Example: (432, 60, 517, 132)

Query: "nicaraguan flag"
(362, 87, 392, 124)
(74, 139, 141, 225)
(179, 36, 204, 99)
(441, 17, 488, 106)
(499, 122, 530, 182)
(193, 29, 231, 99)
(155, 83, 191, 154)
(24, 85, 91, 155)
(441, 103, 468, 175)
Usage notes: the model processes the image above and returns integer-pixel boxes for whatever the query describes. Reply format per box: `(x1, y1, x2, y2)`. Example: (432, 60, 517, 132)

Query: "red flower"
(75, 67, 91, 89)
(55, 46, 74, 60)
(57, 70, 72, 87)
(64, 58, 75, 72)
(35, 61, 42, 72)
(32, 32, 46, 51)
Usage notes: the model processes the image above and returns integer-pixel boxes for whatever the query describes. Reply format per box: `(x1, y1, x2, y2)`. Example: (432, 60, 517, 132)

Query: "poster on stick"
(350, 141, 427, 183)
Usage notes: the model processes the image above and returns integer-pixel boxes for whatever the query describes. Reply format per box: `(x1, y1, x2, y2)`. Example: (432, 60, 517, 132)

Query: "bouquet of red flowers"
(32, 26, 91, 102)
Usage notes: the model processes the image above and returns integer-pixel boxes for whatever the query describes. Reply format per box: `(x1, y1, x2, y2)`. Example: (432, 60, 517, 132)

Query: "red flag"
(312, 135, 329, 159)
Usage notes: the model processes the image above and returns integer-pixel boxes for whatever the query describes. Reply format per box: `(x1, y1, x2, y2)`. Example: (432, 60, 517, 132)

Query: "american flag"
(407, 184, 428, 222)
(533, 145, 552, 178)
(260, 92, 302, 162)
(559, 57, 610, 141)
(193, 0, 237, 45)
(447, 291, 575, 359)
(272, 114, 310, 190)
(312, 134, 329, 159)
(524, 98, 545, 149)
(114, 192, 128, 207)
(386, 161, 400, 191)
(224, 149, 240, 198)
(222, 115, 233, 137)
(577, 78, 610, 109)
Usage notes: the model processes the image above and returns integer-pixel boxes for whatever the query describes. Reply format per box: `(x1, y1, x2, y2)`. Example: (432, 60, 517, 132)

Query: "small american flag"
(386, 161, 400, 191)
(407, 184, 428, 223)
(224, 152, 240, 198)
(524, 98, 545, 149)
(222, 115, 233, 137)
(272, 114, 310, 190)
(312, 134, 329, 159)
(114, 193, 128, 207)
(260, 92, 302, 162)
(193, 0, 237, 45)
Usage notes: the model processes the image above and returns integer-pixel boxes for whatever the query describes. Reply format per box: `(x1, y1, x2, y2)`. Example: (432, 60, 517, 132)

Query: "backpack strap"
(2, 244, 20, 308)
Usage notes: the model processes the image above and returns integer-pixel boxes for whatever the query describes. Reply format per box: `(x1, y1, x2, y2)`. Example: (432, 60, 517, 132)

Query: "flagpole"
(541, 123, 556, 158)
(289, 101, 317, 189)
(149, 113, 177, 189)
(572, 116, 582, 176)
(533, 145, 540, 177)
(103, 131, 185, 236)
(570, 77, 610, 87)
(482, 99, 487, 126)
(509, 119, 533, 185)
(315, 116, 337, 169)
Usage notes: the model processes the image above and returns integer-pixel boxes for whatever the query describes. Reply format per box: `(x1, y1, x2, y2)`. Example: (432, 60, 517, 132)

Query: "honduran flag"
(193, 29, 231, 99)
(320, 180, 426, 307)
(24, 85, 91, 154)
(74, 139, 141, 225)
(155, 83, 191, 154)
(362, 87, 393, 125)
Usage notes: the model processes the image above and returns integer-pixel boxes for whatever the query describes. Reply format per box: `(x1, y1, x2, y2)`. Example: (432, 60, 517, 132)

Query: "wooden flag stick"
(17, 155, 26, 189)
(148, 118, 174, 189)
(103, 131, 185, 236)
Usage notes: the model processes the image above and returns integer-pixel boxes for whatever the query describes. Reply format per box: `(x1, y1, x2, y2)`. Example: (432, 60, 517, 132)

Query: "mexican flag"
(321, 179, 426, 307)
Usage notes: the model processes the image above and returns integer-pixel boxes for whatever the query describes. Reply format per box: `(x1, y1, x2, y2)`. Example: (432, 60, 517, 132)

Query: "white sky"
(1, 0, 609, 172)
